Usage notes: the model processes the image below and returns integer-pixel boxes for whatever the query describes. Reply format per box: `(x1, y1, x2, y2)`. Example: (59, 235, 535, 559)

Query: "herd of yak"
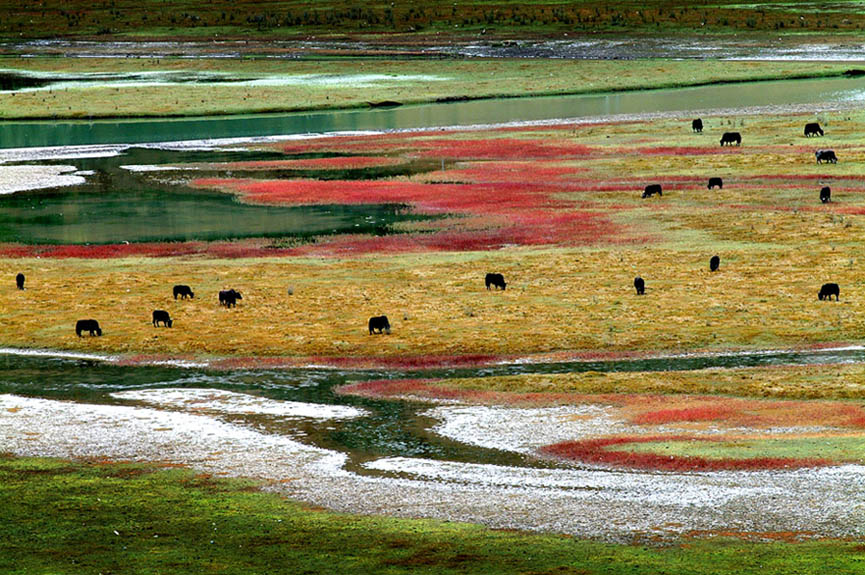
(640, 119, 841, 301)
(10, 118, 845, 339)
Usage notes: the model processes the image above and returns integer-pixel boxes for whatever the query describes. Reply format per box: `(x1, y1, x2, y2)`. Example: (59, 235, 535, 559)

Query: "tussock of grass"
(2, 455, 864, 574)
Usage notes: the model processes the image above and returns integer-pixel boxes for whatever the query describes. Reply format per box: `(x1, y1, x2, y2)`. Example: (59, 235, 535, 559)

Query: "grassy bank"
(1, 455, 863, 574)
(0, 58, 852, 119)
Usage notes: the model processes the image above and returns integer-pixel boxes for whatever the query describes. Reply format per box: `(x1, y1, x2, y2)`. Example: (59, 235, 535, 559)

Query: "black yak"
(152, 310, 173, 327)
(642, 184, 662, 198)
(485, 273, 507, 290)
(804, 122, 824, 137)
(720, 132, 741, 146)
(368, 315, 391, 334)
(75, 319, 102, 337)
(818, 283, 840, 301)
(219, 289, 242, 308)
(710, 255, 720, 272)
(816, 150, 837, 164)
(173, 285, 194, 300)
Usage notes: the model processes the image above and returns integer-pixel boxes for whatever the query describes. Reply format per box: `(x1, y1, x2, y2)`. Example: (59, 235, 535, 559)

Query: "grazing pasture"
(5, 110, 865, 360)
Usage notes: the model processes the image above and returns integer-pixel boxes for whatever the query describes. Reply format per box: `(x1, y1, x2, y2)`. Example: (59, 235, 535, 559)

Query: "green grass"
(0, 57, 851, 119)
(2, 455, 865, 574)
(624, 436, 865, 463)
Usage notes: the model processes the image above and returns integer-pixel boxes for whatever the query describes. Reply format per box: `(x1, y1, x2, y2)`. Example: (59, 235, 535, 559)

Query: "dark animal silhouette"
(720, 132, 741, 146)
(485, 273, 507, 290)
(219, 289, 242, 308)
(75, 319, 102, 337)
(708, 177, 723, 190)
(710, 255, 720, 272)
(804, 122, 824, 137)
(692, 118, 703, 133)
(15, 273, 24, 290)
(816, 150, 837, 164)
(152, 310, 173, 327)
(642, 184, 662, 198)
(368, 315, 391, 334)
(634, 276, 645, 295)
(173, 285, 194, 300)
(818, 283, 840, 301)
(820, 186, 831, 203)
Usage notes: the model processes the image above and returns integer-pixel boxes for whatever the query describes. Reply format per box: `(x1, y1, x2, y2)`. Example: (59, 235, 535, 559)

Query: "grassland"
(4, 0, 865, 38)
(2, 455, 864, 574)
(6, 108, 865, 361)
(0, 58, 851, 119)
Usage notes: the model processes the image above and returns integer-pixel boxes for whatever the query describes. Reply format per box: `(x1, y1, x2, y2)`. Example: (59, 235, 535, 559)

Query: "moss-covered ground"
(2, 455, 864, 574)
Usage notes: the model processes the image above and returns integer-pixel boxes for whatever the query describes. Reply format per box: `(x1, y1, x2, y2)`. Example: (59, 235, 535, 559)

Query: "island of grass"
(0, 58, 855, 120)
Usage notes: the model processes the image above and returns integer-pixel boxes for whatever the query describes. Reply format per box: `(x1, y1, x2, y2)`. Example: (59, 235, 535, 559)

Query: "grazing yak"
(485, 273, 507, 290)
(15, 273, 24, 290)
(692, 118, 703, 133)
(75, 319, 102, 337)
(708, 177, 723, 190)
(642, 184, 662, 198)
(710, 255, 720, 272)
(634, 276, 645, 295)
(720, 132, 741, 146)
(818, 283, 840, 301)
(368, 315, 391, 334)
(816, 150, 837, 164)
(804, 122, 824, 137)
(219, 289, 242, 308)
(152, 310, 173, 327)
(173, 285, 194, 300)
(820, 186, 831, 203)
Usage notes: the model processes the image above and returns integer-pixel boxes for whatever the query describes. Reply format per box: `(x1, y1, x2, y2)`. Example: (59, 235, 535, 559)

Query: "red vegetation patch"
(540, 436, 832, 472)
(632, 405, 739, 425)
(225, 156, 403, 170)
(0, 240, 304, 260)
(411, 138, 596, 160)
(193, 175, 624, 254)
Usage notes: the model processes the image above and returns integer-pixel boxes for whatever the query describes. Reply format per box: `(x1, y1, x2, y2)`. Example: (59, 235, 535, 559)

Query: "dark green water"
(2, 75, 864, 148)
(2, 147, 436, 245)
(1, 347, 863, 470)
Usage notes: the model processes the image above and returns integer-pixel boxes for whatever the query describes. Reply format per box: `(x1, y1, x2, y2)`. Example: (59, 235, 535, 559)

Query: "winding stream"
(3, 346, 863, 474)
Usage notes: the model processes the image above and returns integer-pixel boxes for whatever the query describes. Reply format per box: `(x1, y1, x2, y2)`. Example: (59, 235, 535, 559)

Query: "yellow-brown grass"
(1, 243, 864, 359)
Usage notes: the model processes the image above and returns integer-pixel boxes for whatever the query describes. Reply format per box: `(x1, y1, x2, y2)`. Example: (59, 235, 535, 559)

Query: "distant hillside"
(2, 0, 864, 40)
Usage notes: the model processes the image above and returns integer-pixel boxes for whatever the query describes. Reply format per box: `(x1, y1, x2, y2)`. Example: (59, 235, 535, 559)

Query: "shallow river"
(3, 346, 864, 470)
